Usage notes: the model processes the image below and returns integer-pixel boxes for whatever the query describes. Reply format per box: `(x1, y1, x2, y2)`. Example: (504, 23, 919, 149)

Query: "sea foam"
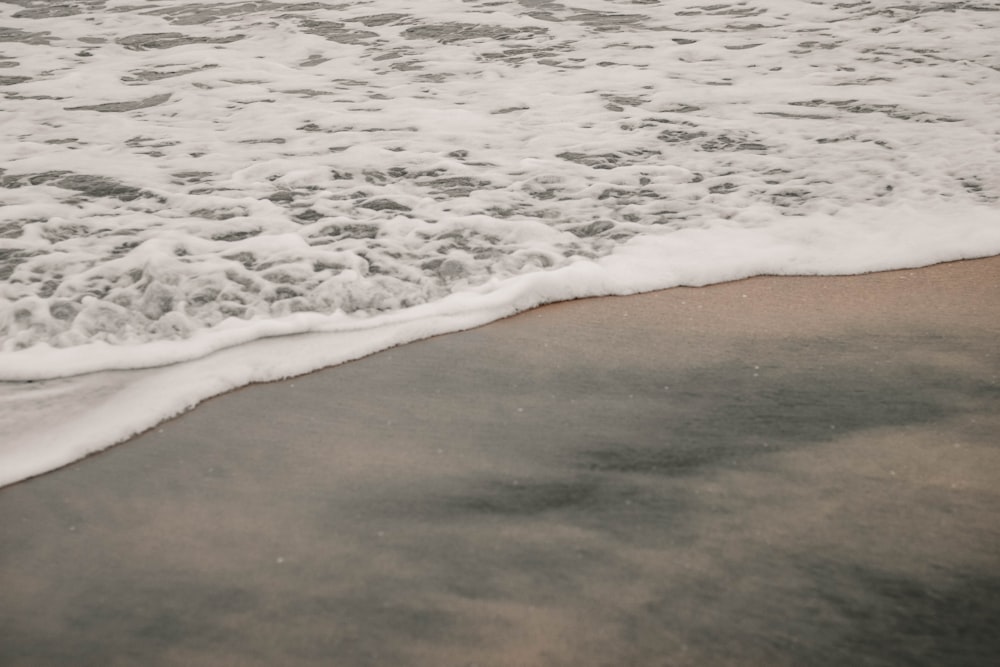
(1, 0, 999, 486)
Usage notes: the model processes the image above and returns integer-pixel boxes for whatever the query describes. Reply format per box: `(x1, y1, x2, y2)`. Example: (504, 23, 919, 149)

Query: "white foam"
(1, 0, 999, 487)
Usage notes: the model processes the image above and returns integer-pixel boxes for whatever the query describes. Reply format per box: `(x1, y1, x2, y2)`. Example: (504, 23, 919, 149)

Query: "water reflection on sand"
(1, 260, 999, 666)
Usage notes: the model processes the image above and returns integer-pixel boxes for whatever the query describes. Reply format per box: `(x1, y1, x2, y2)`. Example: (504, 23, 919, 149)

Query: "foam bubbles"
(1, 0, 999, 485)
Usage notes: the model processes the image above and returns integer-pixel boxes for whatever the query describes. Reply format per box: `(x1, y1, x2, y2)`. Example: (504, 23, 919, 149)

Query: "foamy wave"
(2, 0, 1000, 486)
(3, 0, 998, 365)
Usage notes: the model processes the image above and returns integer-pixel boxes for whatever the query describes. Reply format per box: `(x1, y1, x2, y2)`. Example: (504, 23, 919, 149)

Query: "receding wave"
(1, 0, 999, 486)
(2, 0, 998, 363)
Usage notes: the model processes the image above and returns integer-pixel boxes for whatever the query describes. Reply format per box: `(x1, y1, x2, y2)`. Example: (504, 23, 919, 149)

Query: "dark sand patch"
(1, 258, 999, 666)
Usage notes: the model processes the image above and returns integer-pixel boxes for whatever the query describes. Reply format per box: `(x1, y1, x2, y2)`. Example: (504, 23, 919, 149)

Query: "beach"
(3, 3, 999, 663)
(1, 256, 998, 666)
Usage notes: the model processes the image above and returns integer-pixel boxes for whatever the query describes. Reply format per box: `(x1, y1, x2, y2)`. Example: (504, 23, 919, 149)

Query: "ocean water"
(1, 0, 999, 486)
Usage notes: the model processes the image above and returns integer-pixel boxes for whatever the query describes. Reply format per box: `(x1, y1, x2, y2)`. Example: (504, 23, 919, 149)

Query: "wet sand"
(2, 257, 999, 666)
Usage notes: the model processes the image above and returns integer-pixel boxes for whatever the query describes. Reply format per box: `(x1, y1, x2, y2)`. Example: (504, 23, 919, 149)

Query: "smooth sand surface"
(2, 257, 999, 666)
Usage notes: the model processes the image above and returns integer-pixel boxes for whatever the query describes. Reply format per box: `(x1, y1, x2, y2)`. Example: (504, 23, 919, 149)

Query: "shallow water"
(2, 0, 999, 354)
(2, 0, 1000, 485)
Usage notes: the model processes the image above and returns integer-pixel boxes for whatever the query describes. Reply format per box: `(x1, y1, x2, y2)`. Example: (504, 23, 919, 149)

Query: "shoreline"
(1, 256, 998, 666)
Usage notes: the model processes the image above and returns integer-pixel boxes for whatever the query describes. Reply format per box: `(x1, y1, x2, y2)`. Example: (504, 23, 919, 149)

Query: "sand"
(1, 257, 999, 666)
